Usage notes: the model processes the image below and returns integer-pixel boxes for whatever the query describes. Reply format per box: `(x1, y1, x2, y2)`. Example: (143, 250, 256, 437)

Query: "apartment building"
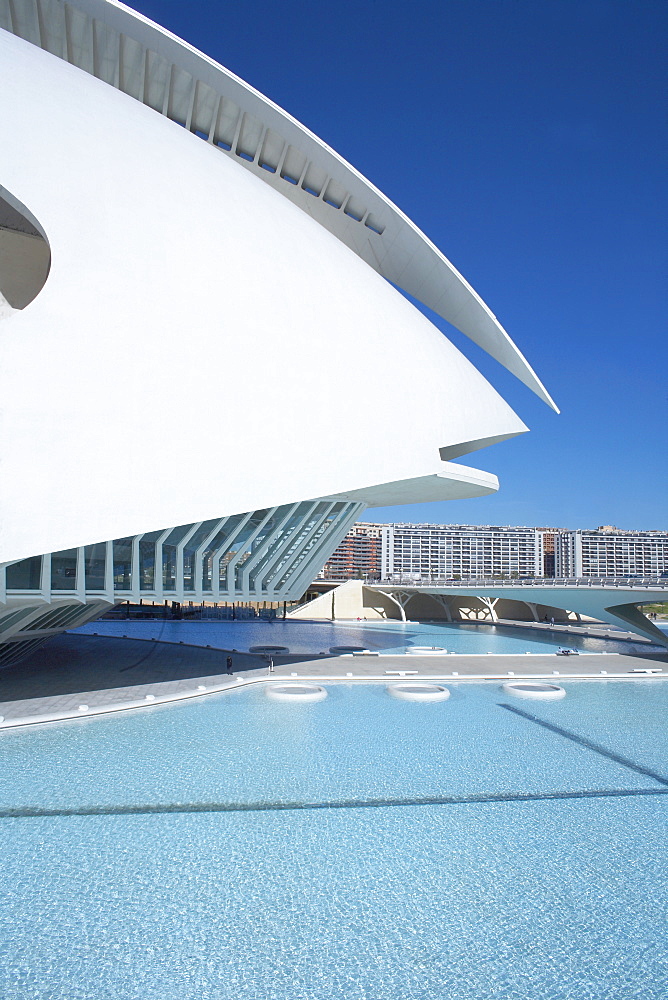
(320, 523, 383, 581)
(320, 523, 668, 581)
(556, 527, 668, 578)
(380, 523, 542, 580)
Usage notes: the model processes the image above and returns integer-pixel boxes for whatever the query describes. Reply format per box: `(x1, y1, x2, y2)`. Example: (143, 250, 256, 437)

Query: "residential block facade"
(556, 528, 668, 579)
(320, 523, 668, 581)
(321, 523, 383, 581)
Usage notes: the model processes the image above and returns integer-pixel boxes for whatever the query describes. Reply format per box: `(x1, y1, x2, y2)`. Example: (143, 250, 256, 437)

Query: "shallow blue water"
(72, 617, 650, 655)
(1, 681, 667, 998)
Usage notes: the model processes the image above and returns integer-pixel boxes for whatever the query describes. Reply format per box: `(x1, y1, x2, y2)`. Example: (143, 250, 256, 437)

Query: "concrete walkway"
(0, 632, 666, 729)
(492, 618, 654, 643)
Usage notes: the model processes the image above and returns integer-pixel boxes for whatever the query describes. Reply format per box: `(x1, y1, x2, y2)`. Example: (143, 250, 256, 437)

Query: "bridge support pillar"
(523, 601, 539, 622)
(479, 596, 499, 622)
(427, 594, 453, 622)
(388, 591, 410, 622)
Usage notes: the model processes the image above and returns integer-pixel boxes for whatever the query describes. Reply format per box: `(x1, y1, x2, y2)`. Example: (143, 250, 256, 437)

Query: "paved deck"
(0, 633, 666, 729)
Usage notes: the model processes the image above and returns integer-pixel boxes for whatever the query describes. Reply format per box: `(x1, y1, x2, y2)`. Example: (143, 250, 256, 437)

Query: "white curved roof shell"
(0, 0, 556, 411)
(0, 3, 552, 565)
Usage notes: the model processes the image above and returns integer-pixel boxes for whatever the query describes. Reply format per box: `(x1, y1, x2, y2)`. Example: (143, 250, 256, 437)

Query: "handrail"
(373, 576, 668, 590)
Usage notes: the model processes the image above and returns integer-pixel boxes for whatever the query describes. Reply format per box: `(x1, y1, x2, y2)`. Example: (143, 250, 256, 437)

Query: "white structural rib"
(0, 0, 557, 410)
(0, 500, 368, 606)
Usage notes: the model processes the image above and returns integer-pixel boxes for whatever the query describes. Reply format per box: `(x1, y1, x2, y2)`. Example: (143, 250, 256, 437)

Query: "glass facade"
(139, 530, 164, 590)
(1, 503, 367, 603)
(51, 549, 77, 590)
(182, 520, 219, 591)
(201, 516, 242, 591)
(84, 543, 106, 591)
(5, 556, 42, 590)
(113, 538, 133, 591)
(162, 524, 193, 591)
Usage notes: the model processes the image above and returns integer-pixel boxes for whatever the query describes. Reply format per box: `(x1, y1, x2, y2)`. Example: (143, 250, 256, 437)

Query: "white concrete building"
(556, 528, 668, 579)
(0, 0, 554, 665)
(381, 523, 543, 580)
(323, 522, 668, 583)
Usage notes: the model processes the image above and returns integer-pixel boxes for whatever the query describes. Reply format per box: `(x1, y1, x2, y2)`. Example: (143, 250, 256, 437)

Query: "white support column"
(212, 512, 254, 600)
(91, 15, 101, 77)
(226, 508, 278, 601)
(136, 42, 147, 104)
(201, 517, 232, 601)
(75, 545, 86, 604)
(242, 503, 302, 598)
(41, 552, 51, 605)
(230, 110, 244, 157)
(152, 528, 171, 603)
(129, 533, 143, 603)
(250, 503, 320, 597)
(117, 32, 126, 92)
(161, 62, 174, 116)
(175, 523, 200, 598)
(264, 502, 333, 595)
(63, 0, 74, 64)
(6, 0, 16, 33)
(296, 159, 309, 187)
(274, 141, 289, 178)
(185, 78, 197, 130)
(284, 503, 364, 601)
(268, 504, 340, 600)
(265, 503, 336, 599)
(193, 518, 227, 601)
(55, 2, 67, 66)
(252, 125, 268, 165)
(35, 0, 46, 49)
(207, 94, 221, 142)
(105, 539, 114, 604)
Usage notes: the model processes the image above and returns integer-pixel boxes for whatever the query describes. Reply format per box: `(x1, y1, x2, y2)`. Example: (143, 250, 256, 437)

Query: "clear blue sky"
(136, 0, 667, 530)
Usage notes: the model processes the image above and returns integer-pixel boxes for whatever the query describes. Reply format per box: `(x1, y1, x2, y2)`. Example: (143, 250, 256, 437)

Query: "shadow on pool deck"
(0, 633, 275, 703)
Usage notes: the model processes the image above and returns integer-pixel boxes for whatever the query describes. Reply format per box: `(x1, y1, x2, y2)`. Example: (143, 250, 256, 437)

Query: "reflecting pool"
(72, 617, 653, 656)
(1, 681, 667, 998)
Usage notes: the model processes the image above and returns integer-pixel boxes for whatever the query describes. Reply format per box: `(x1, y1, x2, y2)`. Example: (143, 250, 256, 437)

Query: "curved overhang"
(0, 0, 557, 411)
(326, 462, 499, 507)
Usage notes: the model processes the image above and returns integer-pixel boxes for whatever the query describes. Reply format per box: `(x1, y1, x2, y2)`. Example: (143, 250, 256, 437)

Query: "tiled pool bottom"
(4, 799, 666, 1000)
(1, 683, 667, 999)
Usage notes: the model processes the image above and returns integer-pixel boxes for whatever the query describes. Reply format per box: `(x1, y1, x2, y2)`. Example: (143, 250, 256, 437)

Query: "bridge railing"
(374, 576, 668, 590)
